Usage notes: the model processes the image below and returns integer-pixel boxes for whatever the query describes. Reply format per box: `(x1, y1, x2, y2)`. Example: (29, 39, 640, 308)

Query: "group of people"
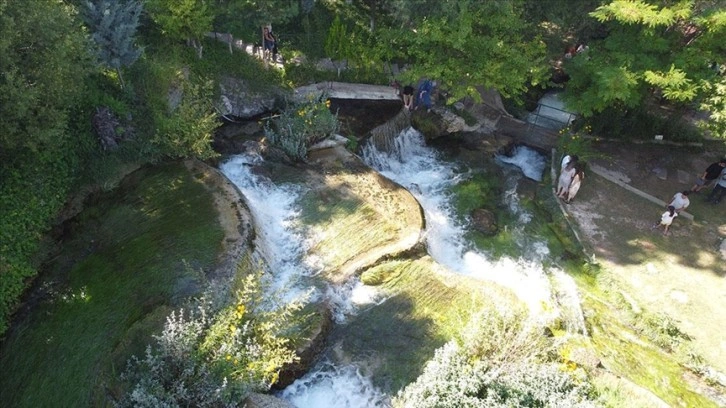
(652, 158, 726, 236)
(400, 79, 436, 112)
(556, 154, 584, 204)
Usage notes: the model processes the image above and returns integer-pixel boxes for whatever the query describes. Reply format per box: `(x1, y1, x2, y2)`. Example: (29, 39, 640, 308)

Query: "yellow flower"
(226, 355, 231, 361)
(229, 324, 236, 332)
(325, 100, 331, 108)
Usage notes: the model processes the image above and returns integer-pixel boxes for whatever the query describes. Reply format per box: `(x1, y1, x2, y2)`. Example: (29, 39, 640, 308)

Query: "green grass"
(345, 258, 518, 392)
(564, 264, 720, 408)
(0, 162, 224, 408)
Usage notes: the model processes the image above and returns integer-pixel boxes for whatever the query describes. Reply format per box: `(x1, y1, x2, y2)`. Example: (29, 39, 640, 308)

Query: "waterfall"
(362, 128, 583, 323)
(220, 153, 390, 407)
(496, 145, 547, 182)
(363, 108, 411, 153)
(280, 362, 389, 407)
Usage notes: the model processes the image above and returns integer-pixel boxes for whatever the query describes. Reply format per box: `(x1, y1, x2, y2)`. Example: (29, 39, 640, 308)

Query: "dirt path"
(562, 141, 726, 373)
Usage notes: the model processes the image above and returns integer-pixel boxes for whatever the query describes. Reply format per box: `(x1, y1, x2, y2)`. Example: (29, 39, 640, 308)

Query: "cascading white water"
(362, 128, 583, 322)
(496, 145, 547, 182)
(219, 131, 587, 407)
(220, 154, 316, 303)
(220, 153, 389, 407)
(280, 363, 389, 407)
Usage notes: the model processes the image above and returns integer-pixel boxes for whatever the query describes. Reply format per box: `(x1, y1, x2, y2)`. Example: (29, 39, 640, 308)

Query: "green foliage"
(380, 0, 549, 103)
(211, 0, 299, 39)
(264, 94, 340, 161)
(584, 106, 702, 142)
(563, 0, 725, 121)
(82, 0, 144, 89)
(556, 125, 600, 164)
(152, 75, 220, 160)
(118, 270, 305, 406)
(699, 75, 726, 139)
(146, 0, 213, 58)
(393, 308, 597, 407)
(0, 0, 94, 335)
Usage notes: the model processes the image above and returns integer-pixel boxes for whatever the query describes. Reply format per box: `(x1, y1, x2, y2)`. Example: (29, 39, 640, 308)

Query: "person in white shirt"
(667, 191, 690, 213)
(652, 205, 677, 236)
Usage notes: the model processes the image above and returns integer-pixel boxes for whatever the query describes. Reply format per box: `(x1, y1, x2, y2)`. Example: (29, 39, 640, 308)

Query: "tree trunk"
(116, 67, 126, 91)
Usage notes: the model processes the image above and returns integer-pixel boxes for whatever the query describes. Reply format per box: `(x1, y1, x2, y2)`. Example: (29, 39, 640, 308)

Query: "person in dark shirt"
(691, 159, 726, 192)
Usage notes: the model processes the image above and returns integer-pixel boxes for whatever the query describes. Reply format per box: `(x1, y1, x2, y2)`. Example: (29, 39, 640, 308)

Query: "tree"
(562, 0, 726, 133)
(211, 0, 299, 42)
(152, 75, 219, 159)
(0, 0, 93, 335)
(146, 0, 213, 59)
(379, 0, 549, 102)
(83, 0, 143, 90)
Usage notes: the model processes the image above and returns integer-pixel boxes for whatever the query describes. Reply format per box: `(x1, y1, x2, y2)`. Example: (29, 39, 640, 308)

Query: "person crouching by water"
(652, 205, 677, 236)
(403, 85, 414, 110)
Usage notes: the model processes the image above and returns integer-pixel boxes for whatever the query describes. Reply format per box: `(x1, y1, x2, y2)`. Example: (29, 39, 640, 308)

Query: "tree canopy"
(561, 0, 726, 138)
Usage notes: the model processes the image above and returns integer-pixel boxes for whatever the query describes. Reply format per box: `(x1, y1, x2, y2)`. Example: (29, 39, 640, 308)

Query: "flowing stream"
(220, 127, 585, 407)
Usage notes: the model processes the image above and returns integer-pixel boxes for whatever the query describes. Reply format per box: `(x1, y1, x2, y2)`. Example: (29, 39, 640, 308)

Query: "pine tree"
(83, 0, 144, 90)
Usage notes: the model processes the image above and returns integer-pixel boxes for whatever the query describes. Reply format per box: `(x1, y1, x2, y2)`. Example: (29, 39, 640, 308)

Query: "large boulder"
(218, 77, 280, 119)
(470, 208, 498, 235)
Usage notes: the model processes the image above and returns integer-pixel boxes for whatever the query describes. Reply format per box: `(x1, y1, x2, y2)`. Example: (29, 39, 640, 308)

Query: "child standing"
(652, 205, 677, 236)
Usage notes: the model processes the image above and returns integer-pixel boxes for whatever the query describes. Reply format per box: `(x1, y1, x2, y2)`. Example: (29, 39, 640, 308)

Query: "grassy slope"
(0, 162, 224, 407)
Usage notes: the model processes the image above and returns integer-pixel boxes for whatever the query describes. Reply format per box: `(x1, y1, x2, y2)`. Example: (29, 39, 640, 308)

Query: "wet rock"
(275, 306, 333, 389)
(242, 393, 294, 408)
(471, 208, 498, 235)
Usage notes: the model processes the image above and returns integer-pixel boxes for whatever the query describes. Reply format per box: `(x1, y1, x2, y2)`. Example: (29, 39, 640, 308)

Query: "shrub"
(264, 94, 339, 161)
(117, 271, 306, 407)
(556, 125, 602, 165)
(393, 308, 597, 408)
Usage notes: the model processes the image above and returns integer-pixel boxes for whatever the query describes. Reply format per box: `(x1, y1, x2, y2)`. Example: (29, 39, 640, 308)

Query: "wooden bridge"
(293, 82, 400, 101)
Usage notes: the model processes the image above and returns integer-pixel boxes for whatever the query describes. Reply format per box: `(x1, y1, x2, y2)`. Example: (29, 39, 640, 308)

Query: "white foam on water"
(326, 278, 387, 324)
(280, 363, 390, 408)
(220, 154, 316, 303)
(362, 128, 554, 315)
(495, 145, 547, 182)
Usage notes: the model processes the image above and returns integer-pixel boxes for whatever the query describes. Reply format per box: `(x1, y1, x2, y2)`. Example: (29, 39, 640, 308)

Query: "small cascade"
(363, 108, 411, 153)
(280, 362, 390, 407)
(220, 153, 393, 407)
(496, 145, 547, 181)
(551, 269, 588, 336)
(220, 154, 317, 303)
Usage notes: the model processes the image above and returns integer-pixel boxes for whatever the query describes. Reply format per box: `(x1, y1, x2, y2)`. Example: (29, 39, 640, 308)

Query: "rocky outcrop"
(241, 393, 294, 408)
(218, 77, 281, 119)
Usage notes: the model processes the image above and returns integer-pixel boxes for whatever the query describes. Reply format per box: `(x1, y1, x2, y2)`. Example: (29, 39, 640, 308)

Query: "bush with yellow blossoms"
(116, 271, 307, 407)
(264, 93, 339, 161)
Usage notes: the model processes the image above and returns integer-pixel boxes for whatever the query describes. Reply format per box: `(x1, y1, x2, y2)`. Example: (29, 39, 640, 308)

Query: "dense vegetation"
(1, 0, 724, 405)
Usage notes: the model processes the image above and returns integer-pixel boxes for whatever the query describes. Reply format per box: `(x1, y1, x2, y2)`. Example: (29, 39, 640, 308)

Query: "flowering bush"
(556, 125, 600, 165)
(393, 308, 597, 408)
(264, 94, 339, 161)
(116, 272, 306, 407)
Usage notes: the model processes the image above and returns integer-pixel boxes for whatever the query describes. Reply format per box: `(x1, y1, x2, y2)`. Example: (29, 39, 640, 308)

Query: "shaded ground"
(563, 140, 726, 373)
